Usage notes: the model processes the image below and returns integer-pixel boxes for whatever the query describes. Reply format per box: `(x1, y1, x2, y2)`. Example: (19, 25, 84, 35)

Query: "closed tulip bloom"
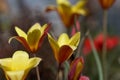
(68, 57, 84, 80)
(99, 0, 116, 10)
(48, 32, 80, 64)
(9, 23, 50, 53)
(45, 0, 87, 27)
(0, 50, 41, 80)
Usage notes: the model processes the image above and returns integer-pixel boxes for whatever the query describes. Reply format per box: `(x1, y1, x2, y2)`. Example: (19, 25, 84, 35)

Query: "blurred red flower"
(83, 33, 119, 55)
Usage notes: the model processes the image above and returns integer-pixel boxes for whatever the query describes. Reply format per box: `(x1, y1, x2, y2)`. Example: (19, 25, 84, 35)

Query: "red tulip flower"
(83, 33, 119, 55)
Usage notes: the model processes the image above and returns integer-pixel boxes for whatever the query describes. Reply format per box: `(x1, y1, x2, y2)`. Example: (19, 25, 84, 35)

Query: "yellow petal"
(58, 1, 72, 18)
(72, 0, 87, 16)
(40, 24, 48, 35)
(69, 32, 80, 50)
(48, 34, 59, 56)
(15, 27, 27, 40)
(27, 29, 41, 50)
(74, 0, 87, 9)
(27, 57, 41, 69)
(6, 71, 24, 80)
(57, 0, 71, 6)
(75, 9, 88, 16)
(12, 51, 29, 71)
(58, 33, 69, 46)
(28, 23, 41, 34)
(0, 58, 12, 71)
(73, 62, 83, 80)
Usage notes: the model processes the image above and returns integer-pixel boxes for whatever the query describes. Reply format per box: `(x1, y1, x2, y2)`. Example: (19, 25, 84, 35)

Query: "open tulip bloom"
(9, 23, 50, 53)
(48, 32, 80, 64)
(0, 50, 41, 80)
(46, 0, 87, 27)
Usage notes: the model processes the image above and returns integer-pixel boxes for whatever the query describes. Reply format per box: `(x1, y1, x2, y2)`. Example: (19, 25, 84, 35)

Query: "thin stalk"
(56, 64, 62, 80)
(88, 32, 103, 80)
(67, 27, 72, 36)
(75, 31, 89, 58)
(33, 54, 40, 80)
(102, 10, 108, 80)
(74, 15, 79, 32)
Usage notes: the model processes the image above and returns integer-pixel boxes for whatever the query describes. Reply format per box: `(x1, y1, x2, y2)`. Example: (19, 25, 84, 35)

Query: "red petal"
(37, 23, 51, 52)
(83, 38, 91, 55)
(13, 36, 31, 52)
(57, 45, 73, 64)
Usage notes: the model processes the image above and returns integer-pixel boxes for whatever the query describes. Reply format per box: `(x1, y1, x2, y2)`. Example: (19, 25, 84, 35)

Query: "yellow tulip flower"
(0, 50, 41, 80)
(46, 0, 87, 27)
(48, 32, 80, 64)
(9, 23, 50, 53)
(99, 0, 116, 10)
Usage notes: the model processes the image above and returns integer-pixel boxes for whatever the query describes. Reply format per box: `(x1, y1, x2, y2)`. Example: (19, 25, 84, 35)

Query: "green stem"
(88, 32, 103, 80)
(102, 10, 108, 80)
(33, 54, 40, 80)
(56, 64, 62, 80)
(75, 31, 89, 58)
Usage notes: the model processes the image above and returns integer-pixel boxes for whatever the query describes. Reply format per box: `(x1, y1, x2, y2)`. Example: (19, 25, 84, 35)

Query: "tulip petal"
(57, 0, 71, 6)
(74, 62, 83, 80)
(27, 57, 42, 69)
(58, 33, 69, 46)
(40, 24, 49, 35)
(27, 29, 41, 51)
(15, 27, 27, 40)
(37, 23, 51, 50)
(23, 57, 41, 79)
(72, 0, 87, 16)
(68, 57, 84, 80)
(28, 23, 41, 33)
(9, 36, 31, 52)
(12, 51, 29, 71)
(58, 45, 73, 64)
(74, 0, 87, 9)
(0, 58, 12, 71)
(6, 71, 24, 80)
(48, 34, 59, 56)
(69, 32, 80, 50)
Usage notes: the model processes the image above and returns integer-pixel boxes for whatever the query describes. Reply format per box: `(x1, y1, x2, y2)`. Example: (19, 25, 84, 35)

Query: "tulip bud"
(68, 57, 84, 80)
(99, 0, 116, 10)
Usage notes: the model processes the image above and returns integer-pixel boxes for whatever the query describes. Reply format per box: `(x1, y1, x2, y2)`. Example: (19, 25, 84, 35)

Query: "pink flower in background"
(79, 76, 90, 80)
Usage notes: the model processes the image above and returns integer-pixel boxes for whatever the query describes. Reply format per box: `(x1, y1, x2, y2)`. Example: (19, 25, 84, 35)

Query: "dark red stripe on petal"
(58, 45, 73, 64)
(13, 36, 31, 52)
